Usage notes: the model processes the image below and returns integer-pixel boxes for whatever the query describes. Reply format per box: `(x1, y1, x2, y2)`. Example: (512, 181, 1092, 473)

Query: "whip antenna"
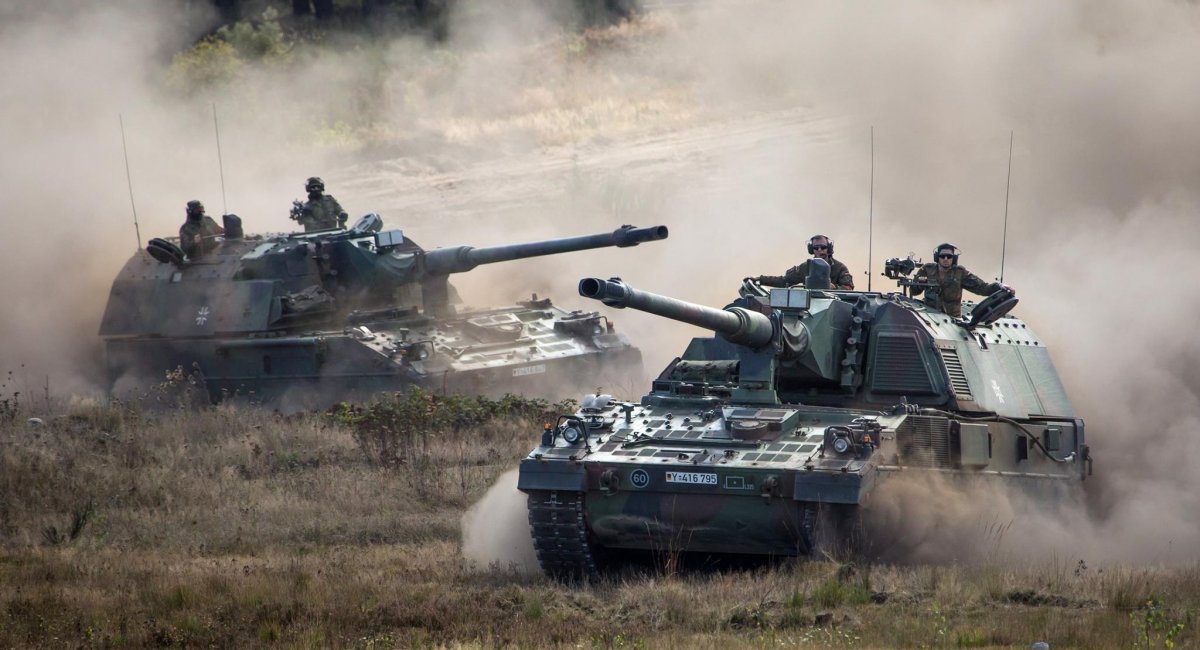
(1000, 130, 1013, 283)
(119, 114, 142, 249)
(212, 103, 228, 214)
(867, 125, 874, 291)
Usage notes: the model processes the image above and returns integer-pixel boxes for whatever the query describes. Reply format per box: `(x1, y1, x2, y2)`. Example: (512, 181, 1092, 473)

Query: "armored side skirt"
(519, 460, 875, 556)
(519, 457, 1081, 559)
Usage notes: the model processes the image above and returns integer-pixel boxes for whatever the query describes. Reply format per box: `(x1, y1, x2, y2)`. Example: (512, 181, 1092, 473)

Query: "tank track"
(526, 490, 600, 581)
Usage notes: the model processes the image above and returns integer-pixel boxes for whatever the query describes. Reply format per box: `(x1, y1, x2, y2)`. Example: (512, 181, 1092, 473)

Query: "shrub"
(1130, 598, 1190, 649)
(330, 387, 574, 467)
(168, 7, 290, 94)
(215, 7, 291, 62)
(168, 38, 244, 92)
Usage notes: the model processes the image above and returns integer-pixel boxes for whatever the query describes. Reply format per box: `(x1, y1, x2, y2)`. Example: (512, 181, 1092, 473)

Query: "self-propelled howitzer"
(518, 276, 1090, 579)
(292, 222, 669, 316)
(100, 218, 667, 408)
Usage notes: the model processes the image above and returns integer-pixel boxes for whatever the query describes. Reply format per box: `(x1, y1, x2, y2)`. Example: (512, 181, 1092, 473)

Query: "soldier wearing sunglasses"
(911, 243, 1014, 317)
(751, 234, 855, 290)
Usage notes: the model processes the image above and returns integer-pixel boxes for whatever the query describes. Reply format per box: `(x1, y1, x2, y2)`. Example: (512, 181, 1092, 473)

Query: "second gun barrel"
(424, 225, 668, 275)
(579, 277, 775, 348)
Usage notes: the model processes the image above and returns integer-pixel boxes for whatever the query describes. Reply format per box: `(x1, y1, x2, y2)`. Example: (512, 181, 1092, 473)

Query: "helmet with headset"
(807, 234, 834, 256)
(185, 200, 205, 219)
(934, 243, 960, 266)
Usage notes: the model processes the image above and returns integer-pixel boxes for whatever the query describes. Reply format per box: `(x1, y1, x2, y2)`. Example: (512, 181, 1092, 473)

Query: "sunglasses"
(811, 245, 829, 250)
(937, 253, 955, 259)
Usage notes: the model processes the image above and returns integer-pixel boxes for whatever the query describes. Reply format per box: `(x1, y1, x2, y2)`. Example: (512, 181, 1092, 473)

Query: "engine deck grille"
(896, 415, 952, 468)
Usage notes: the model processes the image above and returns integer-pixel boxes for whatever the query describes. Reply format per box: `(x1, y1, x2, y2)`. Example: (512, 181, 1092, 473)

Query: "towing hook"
(599, 468, 620, 495)
(760, 475, 780, 503)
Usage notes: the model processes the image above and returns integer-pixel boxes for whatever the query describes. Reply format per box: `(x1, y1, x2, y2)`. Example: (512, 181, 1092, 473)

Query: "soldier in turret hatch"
(178, 200, 224, 259)
(750, 234, 855, 290)
(911, 243, 1014, 318)
(292, 176, 348, 232)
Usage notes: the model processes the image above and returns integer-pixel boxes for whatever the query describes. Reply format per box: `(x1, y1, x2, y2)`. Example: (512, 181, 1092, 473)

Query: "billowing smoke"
(3, 0, 1199, 564)
(461, 468, 539, 573)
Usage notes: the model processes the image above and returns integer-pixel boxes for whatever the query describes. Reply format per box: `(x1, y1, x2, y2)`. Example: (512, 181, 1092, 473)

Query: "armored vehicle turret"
(517, 268, 1090, 579)
(100, 216, 667, 408)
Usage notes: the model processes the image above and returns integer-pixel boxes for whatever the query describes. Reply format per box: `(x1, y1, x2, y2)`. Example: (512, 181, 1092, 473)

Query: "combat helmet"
(305, 177, 325, 193)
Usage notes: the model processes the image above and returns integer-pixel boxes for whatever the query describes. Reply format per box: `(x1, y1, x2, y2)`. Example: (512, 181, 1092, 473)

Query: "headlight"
(832, 436, 852, 454)
(562, 425, 585, 445)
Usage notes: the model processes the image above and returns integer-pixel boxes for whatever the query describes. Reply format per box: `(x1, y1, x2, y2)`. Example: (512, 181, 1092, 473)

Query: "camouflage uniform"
(757, 257, 855, 290)
(911, 263, 1003, 318)
(179, 214, 224, 259)
(298, 194, 347, 232)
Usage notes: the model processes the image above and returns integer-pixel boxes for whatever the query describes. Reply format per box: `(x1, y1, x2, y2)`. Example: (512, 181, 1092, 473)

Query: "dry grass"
(1, 395, 1197, 649)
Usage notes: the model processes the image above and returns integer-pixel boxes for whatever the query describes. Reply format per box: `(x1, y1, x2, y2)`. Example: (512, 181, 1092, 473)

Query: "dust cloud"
(460, 468, 539, 574)
(3, 0, 1199, 566)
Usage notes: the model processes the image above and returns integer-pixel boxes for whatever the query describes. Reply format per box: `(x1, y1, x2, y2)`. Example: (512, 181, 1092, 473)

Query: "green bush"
(168, 8, 290, 93)
(1130, 598, 1190, 649)
(330, 387, 575, 466)
(216, 6, 290, 62)
(168, 39, 244, 92)
(215, 7, 291, 62)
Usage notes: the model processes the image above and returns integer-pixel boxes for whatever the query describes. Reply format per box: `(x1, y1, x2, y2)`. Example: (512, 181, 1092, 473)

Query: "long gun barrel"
(423, 225, 668, 275)
(579, 277, 776, 348)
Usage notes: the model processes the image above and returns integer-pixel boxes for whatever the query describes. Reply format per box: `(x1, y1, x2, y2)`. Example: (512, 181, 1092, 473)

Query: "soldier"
(751, 234, 855, 290)
(911, 243, 1014, 318)
(292, 176, 348, 232)
(178, 200, 225, 259)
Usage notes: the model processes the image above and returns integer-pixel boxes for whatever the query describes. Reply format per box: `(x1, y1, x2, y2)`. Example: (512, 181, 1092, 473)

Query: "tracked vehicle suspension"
(526, 490, 601, 581)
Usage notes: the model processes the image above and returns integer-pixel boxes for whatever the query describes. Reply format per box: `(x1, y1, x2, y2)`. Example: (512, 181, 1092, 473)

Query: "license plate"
(665, 471, 717, 486)
(512, 364, 546, 377)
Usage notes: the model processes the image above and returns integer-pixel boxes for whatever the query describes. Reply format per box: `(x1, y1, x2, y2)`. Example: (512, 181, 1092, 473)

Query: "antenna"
(999, 130, 1013, 283)
(212, 103, 228, 215)
(867, 125, 874, 291)
(119, 114, 142, 249)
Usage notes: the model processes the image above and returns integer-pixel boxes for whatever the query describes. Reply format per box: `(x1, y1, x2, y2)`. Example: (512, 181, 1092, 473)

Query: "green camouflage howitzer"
(100, 216, 668, 409)
(517, 268, 1090, 579)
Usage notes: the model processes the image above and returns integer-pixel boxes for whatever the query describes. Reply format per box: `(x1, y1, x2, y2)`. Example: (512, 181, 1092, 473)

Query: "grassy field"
(0, 387, 1195, 649)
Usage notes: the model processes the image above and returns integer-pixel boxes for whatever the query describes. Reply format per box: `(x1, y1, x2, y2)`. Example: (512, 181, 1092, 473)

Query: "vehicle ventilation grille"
(938, 347, 973, 401)
(869, 332, 937, 395)
(896, 416, 952, 468)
